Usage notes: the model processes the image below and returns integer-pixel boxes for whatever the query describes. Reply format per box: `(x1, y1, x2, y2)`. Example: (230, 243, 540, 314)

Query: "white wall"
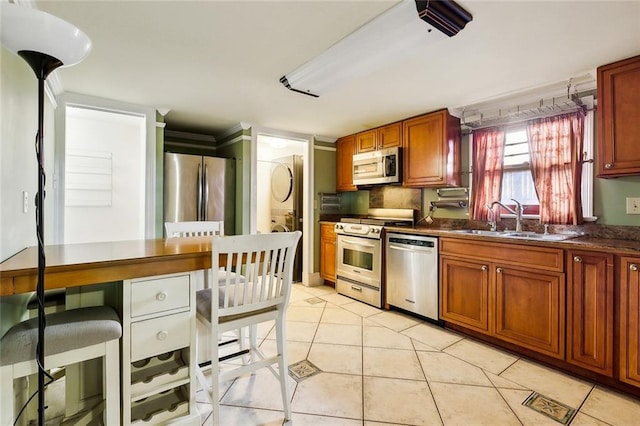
(64, 107, 146, 243)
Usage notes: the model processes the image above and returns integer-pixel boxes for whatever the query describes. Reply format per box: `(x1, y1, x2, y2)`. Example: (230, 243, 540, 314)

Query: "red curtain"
(471, 127, 505, 221)
(526, 112, 584, 224)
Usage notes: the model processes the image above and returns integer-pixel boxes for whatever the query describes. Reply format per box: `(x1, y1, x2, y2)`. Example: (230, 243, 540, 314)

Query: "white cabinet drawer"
(131, 312, 191, 362)
(131, 274, 190, 318)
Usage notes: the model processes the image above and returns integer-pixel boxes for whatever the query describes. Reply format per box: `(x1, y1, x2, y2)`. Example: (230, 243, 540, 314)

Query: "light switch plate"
(626, 197, 640, 214)
(23, 191, 28, 213)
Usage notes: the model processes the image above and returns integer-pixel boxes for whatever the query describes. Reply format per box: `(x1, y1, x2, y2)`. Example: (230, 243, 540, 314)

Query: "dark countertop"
(383, 226, 640, 256)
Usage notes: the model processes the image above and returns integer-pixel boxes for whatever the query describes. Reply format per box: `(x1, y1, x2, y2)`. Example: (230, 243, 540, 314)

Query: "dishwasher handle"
(388, 244, 435, 253)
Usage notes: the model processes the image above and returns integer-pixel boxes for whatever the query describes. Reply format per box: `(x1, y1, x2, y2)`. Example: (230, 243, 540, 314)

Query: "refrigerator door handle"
(204, 163, 209, 221)
(197, 162, 203, 221)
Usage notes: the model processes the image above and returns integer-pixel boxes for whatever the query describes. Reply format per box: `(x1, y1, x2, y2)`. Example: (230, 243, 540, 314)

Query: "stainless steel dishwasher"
(385, 233, 439, 322)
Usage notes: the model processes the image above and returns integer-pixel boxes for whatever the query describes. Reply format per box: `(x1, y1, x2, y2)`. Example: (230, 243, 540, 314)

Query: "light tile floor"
(197, 284, 640, 426)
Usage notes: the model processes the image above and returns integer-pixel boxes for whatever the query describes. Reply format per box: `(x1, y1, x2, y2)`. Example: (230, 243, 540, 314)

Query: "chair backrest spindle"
(165, 221, 224, 238)
(211, 231, 301, 317)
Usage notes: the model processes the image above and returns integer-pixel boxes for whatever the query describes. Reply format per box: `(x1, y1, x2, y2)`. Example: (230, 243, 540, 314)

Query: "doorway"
(254, 131, 311, 284)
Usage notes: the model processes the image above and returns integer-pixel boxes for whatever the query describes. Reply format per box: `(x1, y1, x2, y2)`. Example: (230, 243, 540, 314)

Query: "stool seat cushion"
(196, 287, 276, 324)
(0, 306, 121, 366)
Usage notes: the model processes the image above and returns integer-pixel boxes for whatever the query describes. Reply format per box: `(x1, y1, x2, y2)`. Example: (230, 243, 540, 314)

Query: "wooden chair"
(164, 220, 228, 288)
(195, 231, 301, 425)
(0, 306, 121, 425)
(165, 220, 224, 238)
(165, 221, 242, 364)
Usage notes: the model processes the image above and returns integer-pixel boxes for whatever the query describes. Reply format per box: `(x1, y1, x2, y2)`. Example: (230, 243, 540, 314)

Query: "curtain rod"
(461, 90, 595, 133)
(461, 105, 594, 134)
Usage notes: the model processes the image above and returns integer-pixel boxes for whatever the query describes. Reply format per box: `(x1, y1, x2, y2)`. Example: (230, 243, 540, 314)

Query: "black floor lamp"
(0, 3, 91, 424)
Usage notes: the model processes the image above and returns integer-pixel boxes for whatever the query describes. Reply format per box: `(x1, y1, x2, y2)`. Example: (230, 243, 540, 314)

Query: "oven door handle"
(341, 239, 376, 248)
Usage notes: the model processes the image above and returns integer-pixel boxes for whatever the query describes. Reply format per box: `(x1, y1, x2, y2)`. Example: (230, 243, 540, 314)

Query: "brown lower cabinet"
(494, 266, 565, 359)
(440, 256, 491, 334)
(620, 255, 640, 386)
(566, 250, 614, 376)
(441, 237, 640, 395)
(440, 238, 566, 360)
(319, 222, 336, 285)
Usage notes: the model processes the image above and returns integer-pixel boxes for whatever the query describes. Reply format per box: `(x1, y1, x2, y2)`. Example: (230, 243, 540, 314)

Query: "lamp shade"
(0, 3, 91, 68)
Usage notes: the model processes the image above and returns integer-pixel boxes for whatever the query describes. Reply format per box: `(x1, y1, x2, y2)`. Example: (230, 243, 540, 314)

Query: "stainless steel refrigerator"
(164, 153, 235, 236)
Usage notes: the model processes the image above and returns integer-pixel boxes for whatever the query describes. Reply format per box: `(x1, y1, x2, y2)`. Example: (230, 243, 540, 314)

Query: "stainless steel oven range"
(334, 208, 415, 308)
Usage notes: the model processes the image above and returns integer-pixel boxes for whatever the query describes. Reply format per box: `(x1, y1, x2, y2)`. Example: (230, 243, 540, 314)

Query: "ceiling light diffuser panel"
(280, 0, 472, 98)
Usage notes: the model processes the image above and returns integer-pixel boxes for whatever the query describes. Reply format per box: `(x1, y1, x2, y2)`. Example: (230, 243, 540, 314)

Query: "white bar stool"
(0, 306, 121, 425)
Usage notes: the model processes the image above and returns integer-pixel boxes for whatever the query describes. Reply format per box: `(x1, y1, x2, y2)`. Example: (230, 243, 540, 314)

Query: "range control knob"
(370, 228, 380, 234)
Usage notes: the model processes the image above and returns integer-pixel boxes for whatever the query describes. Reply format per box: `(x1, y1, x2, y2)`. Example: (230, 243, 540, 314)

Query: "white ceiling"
(35, 0, 640, 140)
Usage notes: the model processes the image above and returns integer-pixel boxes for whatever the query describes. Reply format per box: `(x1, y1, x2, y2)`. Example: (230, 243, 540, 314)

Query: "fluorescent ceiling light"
(280, 0, 472, 98)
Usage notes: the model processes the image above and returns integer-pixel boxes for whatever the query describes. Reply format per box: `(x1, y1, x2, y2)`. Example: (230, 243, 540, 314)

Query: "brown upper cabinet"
(597, 55, 640, 178)
(355, 122, 402, 153)
(336, 134, 357, 192)
(403, 109, 461, 187)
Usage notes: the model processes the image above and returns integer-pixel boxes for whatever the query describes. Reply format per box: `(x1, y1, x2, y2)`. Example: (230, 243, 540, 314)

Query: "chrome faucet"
(491, 199, 524, 232)
(484, 204, 497, 231)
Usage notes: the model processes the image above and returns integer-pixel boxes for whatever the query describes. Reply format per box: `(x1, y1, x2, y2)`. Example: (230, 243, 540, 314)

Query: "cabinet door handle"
(156, 331, 169, 341)
(631, 264, 639, 272)
(496, 267, 503, 273)
(604, 163, 613, 169)
(481, 265, 488, 271)
(574, 256, 582, 263)
(156, 291, 168, 302)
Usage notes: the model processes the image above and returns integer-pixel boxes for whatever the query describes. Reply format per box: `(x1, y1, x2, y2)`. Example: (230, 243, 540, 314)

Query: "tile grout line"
(413, 338, 446, 426)
(568, 384, 598, 425)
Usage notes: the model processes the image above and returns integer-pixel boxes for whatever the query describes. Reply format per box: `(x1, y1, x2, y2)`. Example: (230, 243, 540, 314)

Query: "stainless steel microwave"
(352, 147, 401, 185)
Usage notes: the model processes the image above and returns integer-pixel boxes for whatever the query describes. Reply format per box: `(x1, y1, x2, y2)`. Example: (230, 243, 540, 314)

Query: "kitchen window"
(499, 128, 539, 216)
(470, 109, 594, 224)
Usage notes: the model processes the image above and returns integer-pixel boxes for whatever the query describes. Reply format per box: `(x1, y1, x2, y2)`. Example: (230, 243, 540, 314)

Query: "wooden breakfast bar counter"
(0, 237, 218, 424)
(0, 237, 216, 296)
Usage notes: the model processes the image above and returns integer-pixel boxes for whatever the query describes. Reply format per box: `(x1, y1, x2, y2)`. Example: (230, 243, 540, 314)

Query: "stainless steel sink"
(449, 229, 578, 241)
(501, 232, 578, 241)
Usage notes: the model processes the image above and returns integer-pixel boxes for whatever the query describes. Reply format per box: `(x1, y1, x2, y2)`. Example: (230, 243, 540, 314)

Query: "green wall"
(595, 176, 640, 225)
(216, 128, 251, 235)
(313, 142, 337, 271)
(0, 47, 49, 334)
(156, 112, 165, 237)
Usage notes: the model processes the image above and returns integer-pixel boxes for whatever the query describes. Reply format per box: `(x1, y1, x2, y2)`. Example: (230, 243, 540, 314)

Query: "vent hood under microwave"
(353, 147, 401, 186)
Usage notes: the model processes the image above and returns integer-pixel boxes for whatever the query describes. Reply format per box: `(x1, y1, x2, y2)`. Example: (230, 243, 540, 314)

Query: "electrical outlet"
(626, 197, 640, 215)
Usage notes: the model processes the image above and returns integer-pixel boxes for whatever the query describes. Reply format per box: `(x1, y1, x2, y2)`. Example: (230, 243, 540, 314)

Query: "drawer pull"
(574, 256, 582, 263)
(631, 264, 639, 272)
(604, 163, 613, 169)
(481, 265, 488, 271)
(496, 267, 503, 273)
(156, 331, 169, 341)
(351, 285, 362, 292)
(156, 291, 168, 302)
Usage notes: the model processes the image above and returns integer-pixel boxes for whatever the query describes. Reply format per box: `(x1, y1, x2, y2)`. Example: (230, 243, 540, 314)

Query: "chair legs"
(274, 315, 291, 420)
(196, 317, 291, 424)
(103, 339, 120, 425)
